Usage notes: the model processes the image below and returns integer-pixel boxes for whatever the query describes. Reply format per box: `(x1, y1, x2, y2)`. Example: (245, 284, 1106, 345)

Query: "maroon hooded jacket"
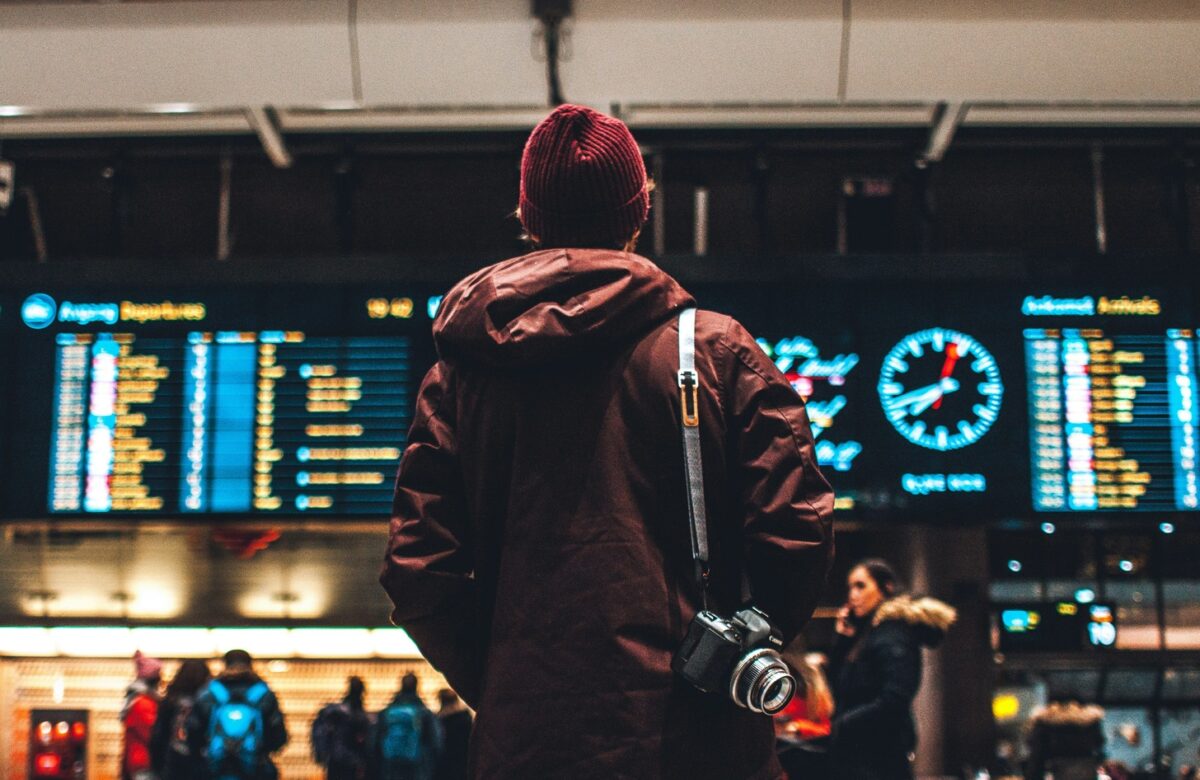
(381, 248, 834, 779)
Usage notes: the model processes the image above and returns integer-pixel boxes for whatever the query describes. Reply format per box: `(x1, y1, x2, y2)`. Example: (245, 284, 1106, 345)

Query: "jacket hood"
(873, 595, 957, 646)
(1029, 702, 1105, 728)
(433, 248, 695, 367)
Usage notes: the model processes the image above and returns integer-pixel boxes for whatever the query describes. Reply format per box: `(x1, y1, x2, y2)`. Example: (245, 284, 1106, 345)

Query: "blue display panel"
(1025, 328, 1199, 512)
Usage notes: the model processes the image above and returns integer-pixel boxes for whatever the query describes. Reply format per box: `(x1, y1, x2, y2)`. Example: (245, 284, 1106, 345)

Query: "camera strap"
(677, 308, 711, 604)
(677, 308, 753, 609)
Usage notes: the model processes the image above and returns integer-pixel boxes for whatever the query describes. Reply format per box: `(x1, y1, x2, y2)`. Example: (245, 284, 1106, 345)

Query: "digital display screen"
(1026, 328, 1199, 511)
(47, 332, 412, 514)
(0, 280, 1196, 520)
(997, 601, 1116, 652)
(7, 289, 434, 517)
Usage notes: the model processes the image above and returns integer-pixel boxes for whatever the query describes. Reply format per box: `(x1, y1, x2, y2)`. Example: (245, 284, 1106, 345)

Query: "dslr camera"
(672, 606, 796, 715)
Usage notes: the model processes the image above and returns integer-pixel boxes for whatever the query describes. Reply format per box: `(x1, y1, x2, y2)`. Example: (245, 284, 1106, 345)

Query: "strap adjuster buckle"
(678, 369, 699, 427)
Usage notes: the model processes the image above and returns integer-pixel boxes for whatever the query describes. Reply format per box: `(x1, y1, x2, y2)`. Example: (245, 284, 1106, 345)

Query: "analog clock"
(877, 327, 1003, 451)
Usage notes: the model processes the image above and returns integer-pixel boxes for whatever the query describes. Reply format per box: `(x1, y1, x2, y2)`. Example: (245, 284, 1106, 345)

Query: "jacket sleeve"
(721, 320, 835, 641)
(379, 361, 481, 706)
(832, 623, 921, 741)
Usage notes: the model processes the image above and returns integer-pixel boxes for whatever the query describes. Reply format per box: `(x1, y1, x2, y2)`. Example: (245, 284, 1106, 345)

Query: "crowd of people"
(118, 649, 471, 780)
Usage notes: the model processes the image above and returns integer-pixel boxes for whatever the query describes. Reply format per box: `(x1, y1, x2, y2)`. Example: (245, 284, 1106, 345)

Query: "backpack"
(206, 679, 269, 778)
(168, 695, 195, 757)
(311, 703, 366, 766)
(378, 700, 425, 766)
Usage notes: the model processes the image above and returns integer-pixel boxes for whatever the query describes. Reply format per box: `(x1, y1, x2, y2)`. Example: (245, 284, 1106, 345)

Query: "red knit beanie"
(519, 104, 650, 248)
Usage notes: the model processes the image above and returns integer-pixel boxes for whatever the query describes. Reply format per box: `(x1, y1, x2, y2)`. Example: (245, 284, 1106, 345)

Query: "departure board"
(1025, 328, 1199, 512)
(47, 331, 412, 514)
(0, 286, 437, 518)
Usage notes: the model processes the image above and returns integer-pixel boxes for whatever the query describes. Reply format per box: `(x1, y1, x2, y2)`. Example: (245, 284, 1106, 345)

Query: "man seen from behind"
(380, 104, 834, 779)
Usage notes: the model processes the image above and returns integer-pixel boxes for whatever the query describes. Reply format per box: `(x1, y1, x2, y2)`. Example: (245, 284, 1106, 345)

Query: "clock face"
(877, 327, 1004, 451)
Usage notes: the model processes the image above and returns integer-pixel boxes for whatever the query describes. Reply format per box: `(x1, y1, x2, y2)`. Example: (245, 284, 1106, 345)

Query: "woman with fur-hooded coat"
(828, 560, 956, 780)
(1023, 702, 1105, 780)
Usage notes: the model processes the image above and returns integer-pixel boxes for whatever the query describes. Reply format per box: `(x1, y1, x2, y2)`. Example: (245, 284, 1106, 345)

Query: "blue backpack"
(206, 679, 269, 778)
(378, 701, 425, 766)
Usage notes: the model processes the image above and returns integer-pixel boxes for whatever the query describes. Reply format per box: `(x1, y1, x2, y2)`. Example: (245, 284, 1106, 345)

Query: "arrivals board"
(0, 278, 1196, 520)
(1025, 328, 1198, 512)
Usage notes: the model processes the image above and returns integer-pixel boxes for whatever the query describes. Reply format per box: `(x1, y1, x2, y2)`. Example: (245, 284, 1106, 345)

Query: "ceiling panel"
(0, 1, 354, 109)
(847, 0, 1200, 102)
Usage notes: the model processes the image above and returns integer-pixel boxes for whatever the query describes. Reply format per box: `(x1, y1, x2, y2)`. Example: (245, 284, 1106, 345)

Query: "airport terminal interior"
(2, 1, 1200, 778)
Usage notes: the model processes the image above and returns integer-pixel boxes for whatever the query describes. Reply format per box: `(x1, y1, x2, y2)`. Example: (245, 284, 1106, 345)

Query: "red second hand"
(932, 342, 959, 410)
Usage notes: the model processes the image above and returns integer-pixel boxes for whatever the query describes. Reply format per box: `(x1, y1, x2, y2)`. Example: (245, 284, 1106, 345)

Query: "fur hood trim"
(1030, 702, 1105, 727)
(872, 595, 958, 632)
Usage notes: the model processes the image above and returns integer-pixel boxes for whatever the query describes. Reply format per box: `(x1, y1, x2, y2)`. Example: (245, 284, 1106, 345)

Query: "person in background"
(374, 673, 442, 780)
(775, 651, 834, 779)
(380, 101, 834, 779)
(121, 651, 163, 780)
(312, 676, 372, 780)
(829, 559, 957, 780)
(150, 659, 212, 780)
(433, 689, 472, 780)
(186, 649, 288, 780)
(1023, 701, 1105, 780)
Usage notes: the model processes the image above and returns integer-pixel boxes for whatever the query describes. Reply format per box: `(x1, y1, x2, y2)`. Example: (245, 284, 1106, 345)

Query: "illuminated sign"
(21, 293, 57, 329)
(1022, 295, 1161, 317)
(901, 473, 987, 496)
(22, 294, 206, 328)
(1022, 296, 1096, 317)
(366, 297, 415, 320)
(758, 336, 862, 473)
(998, 602, 1117, 651)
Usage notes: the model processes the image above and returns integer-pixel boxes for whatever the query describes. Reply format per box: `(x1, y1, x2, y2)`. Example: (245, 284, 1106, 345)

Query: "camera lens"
(729, 648, 796, 715)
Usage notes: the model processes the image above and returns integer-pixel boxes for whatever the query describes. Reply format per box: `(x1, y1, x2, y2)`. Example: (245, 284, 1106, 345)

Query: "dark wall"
(1, 129, 1197, 265)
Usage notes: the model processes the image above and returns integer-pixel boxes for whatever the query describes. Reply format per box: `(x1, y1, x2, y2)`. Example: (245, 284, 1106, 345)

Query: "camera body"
(672, 607, 795, 715)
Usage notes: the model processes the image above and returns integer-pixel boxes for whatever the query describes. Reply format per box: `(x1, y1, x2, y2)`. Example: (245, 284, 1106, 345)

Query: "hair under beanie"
(519, 104, 650, 248)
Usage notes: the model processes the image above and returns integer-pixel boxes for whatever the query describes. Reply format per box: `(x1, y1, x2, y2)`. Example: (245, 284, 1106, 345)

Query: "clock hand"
(932, 342, 960, 410)
(889, 382, 946, 412)
(909, 377, 961, 416)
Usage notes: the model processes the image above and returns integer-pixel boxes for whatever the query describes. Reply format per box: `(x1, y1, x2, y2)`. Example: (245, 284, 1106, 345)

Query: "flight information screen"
(1026, 328, 1198, 512)
(9, 288, 435, 517)
(1, 279, 1196, 520)
(47, 331, 412, 514)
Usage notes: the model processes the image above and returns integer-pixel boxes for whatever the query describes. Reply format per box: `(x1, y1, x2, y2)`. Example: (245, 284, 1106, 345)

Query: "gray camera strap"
(677, 308, 711, 603)
(678, 308, 752, 609)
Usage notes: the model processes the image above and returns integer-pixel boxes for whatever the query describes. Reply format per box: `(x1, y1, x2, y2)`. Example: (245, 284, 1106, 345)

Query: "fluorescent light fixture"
(147, 103, 202, 115)
(0, 106, 32, 118)
(212, 627, 296, 658)
(130, 627, 216, 658)
(0, 627, 419, 659)
(51, 627, 134, 657)
(0, 627, 55, 657)
(371, 628, 421, 657)
(292, 628, 373, 658)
